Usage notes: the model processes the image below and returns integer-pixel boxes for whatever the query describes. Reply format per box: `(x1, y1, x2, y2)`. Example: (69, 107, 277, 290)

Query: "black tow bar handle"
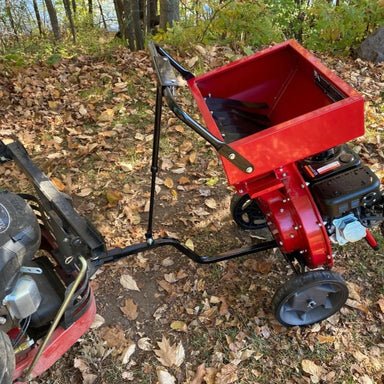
(150, 42, 195, 81)
(148, 41, 254, 174)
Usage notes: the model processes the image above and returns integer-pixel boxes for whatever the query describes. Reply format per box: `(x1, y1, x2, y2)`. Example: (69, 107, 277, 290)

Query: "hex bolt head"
(228, 153, 236, 160)
(245, 167, 253, 174)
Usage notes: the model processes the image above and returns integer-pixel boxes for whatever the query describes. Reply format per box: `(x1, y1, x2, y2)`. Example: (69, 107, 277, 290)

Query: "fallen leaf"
(204, 367, 218, 384)
(120, 297, 139, 320)
(163, 177, 173, 189)
(76, 187, 93, 197)
(98, 108, 114, 122)
(170, 320, 188, 332)
(79, 104, 88, 115)
(215, 363, 238, 384)
(156, 367, 176, 384)
(120, 274, 140, 291)
(90, 313, 105, 329)
(74, 357, 97, 384)
(317, 335, 335, 344)
(51, 177, 65, 191)
(106, 189, 123, 206)
(346, 299, 370, 314)
(185, 238, 194, 251)
(353, 350, 368, 362)
(138, 337, 152, 351)
(302, 359, 326, 383)
(121, 343, 136, 364)
(100, 325, 127, 350)
(190, 363, 206, 384)
(219, 298, 229, 316)
(377, 298, 384, 313)
(178, 176, 190, 185)
(205, 198, 217, 209)
(154, 336, 184, 368)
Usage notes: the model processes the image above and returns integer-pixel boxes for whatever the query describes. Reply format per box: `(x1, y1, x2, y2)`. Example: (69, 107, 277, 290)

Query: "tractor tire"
(0, 330, 15, 384)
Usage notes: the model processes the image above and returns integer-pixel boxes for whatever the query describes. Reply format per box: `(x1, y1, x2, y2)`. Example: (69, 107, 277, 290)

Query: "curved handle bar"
(151, 42, 195, 80)
(148, 41, 254, 174)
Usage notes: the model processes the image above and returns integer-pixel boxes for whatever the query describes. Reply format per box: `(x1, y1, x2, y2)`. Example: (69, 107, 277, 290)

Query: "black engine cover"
(310, 165, 381, 218)
(0, 191, 41, 301)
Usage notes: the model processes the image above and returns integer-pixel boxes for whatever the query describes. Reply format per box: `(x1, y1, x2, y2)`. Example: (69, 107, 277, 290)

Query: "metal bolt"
(318, 222, 322, 227)
(239, 189, 244, 194)
(290, 234, 295, 238)
(307, 300, 317, 309)
(279, 241, 284, 246)
(228, 153, 236, 160)
(294, 226, 299, 230)
(282, 199, 287, 203)
(327, 254, 331, 259)
(0, 316, 6, 325)
(72, 238, 82, 247)
(282, 173, 287, 177)
(245, 167, 253, 174)
(280, 208, 284, 213)
(301, 184, 305, 188)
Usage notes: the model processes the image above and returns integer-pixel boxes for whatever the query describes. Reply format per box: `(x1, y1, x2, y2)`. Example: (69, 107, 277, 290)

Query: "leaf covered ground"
(0, 44, 384, 384)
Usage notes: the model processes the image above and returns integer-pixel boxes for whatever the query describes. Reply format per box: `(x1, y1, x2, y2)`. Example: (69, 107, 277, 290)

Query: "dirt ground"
(1, 44, 383, 383)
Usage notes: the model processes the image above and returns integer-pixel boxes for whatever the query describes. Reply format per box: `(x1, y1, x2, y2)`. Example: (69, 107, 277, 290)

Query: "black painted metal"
(148, 41, 254, 174)
(1, 140, 106, 272)
(102, 238, 277, 265)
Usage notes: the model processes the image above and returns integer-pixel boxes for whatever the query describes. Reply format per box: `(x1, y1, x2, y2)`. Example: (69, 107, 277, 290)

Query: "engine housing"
(0, 191, 41, 303)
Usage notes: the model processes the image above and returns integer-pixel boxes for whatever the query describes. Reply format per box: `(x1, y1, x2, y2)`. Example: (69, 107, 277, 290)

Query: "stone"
(356, 25, 384, 63)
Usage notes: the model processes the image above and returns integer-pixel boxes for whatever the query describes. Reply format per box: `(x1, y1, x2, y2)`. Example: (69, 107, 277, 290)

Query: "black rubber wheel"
(0, 331, 15, 384)
(230, 194, 267, 230)
(272, 270, 349, 327)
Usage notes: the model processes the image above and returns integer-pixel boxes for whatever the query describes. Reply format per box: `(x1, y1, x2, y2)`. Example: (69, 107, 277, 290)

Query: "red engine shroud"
(12, 295, 96, 383)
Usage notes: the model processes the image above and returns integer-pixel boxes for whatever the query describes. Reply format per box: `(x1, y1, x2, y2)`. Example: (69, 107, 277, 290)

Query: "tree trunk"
(63, 0, 76, 42)
(113, 0, 135, 50)
(160, 0, 179, 30)
(123, 0, 136, 50)
(72, 0, 77, 14)
(4, 0, 19, 41)
(44, 0, 61, 40)
(32, 0, 43, 36)
(97, 0, 107, 29)
(131, 0, 144, 49)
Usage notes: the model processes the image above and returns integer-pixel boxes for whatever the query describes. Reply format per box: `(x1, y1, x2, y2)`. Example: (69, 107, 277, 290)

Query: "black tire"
(272, 270, 349, 327)
(0, 330, 15, 384)
(230, 194, 267, 230)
